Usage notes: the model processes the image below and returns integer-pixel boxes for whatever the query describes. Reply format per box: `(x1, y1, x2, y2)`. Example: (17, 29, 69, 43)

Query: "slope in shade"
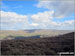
(1, 32, 74, 55)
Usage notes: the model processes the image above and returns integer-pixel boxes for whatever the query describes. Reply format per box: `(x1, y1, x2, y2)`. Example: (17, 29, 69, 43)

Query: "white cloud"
(31, 11, 54, 28)
(1, 11, 28, 23)
(30, 23, 39, 26)
(33, 0, 74, 30)
(1, 9, 74, 30)
(36, 0, 74, 18)
(31, 11, 54, 23)
(0, 11, 29, 30)
(63, 20, 75, 26)
(1, 0, 75, 30)
(52, 20, 75, 26)
(31, 10, 74, 29)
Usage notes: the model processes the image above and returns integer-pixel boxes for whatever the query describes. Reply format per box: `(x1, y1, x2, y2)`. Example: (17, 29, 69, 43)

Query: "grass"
(0, 30, 72, 40)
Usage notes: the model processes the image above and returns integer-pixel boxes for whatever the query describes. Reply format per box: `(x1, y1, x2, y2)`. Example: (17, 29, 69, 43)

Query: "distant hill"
(0, 30, 74, 40)
(24, 29, 42, 33)
(1, 32, 74, 55)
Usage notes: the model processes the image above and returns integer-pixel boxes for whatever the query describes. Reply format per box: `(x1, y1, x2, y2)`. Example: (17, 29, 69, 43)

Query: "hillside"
(1, 32, 74, 55)
(0, 30, 73, 40)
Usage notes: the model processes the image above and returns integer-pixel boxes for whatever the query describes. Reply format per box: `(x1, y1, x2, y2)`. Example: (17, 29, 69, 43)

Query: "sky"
(0, 0, 75, 30)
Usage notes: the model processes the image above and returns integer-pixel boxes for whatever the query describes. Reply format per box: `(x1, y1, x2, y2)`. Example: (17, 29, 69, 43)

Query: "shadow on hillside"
(1, 32, 74, 55)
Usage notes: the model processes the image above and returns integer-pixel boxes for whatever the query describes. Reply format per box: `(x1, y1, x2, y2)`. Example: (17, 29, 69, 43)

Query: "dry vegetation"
(1, 32, 74, 55)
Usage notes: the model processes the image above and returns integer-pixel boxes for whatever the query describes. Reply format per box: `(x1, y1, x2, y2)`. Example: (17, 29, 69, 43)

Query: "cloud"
(33, 0, 75, 30)
(1, 0, 75, 30)
(31, 10, 74, 29)
(31, 11, 54, 23)
(36, 0, 74, 18)
(1, 10, 74, 30)
(0, 11, 29, 30)
(1, 11, 28, 23)
(31, 11, 54, 28)
(49, 20, 75, 27)
(30, 23, 39, 26)
(63, 20, 75, 26)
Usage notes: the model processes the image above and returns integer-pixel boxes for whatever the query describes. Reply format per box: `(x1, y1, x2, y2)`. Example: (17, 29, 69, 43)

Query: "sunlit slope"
(0, 30, 73, 39)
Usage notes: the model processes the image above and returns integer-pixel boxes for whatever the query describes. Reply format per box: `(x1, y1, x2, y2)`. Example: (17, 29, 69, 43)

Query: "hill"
(0, 30, 73, 40)
(1, 32, 74, 55)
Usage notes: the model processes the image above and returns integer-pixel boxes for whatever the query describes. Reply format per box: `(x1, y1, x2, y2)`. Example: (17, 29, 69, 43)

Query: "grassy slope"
(0, 30, 73, 39)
